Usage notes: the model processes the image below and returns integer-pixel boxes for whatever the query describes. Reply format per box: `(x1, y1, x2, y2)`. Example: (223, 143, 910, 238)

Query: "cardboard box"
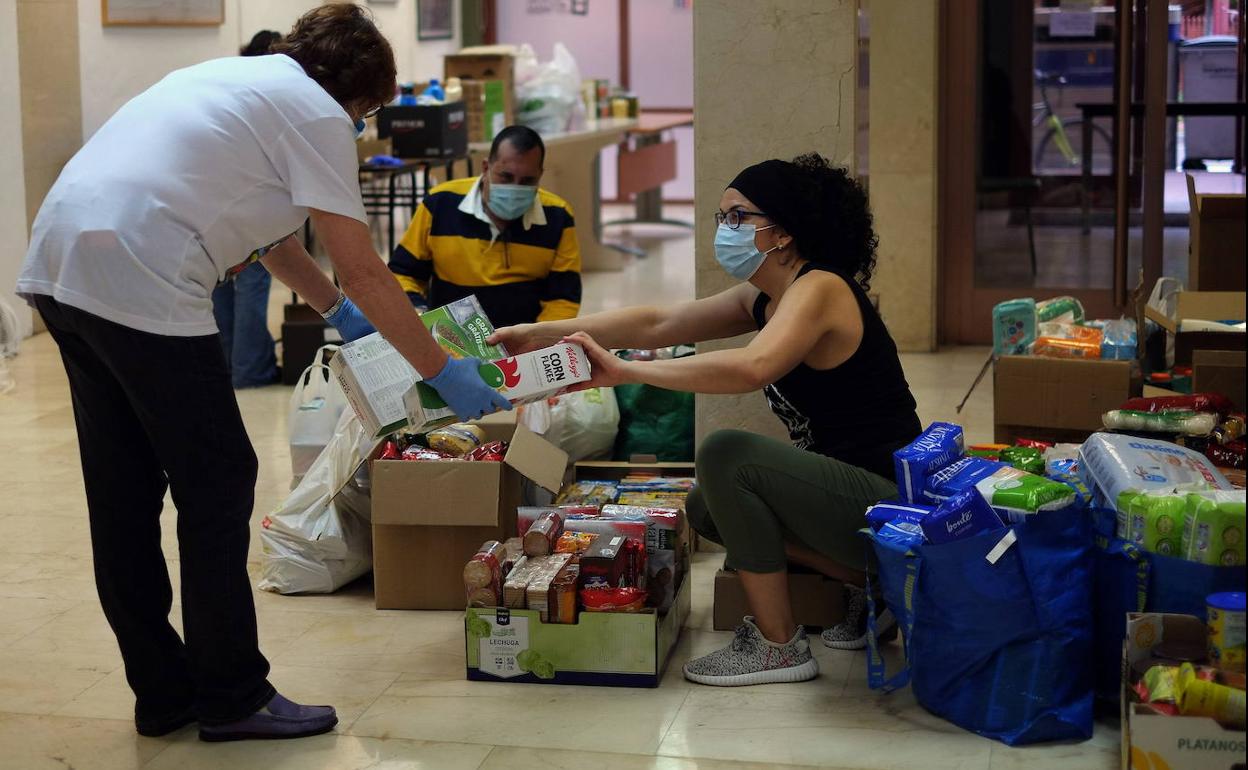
(404, 342, 592, 433)
(1121, 612, 1247, 770)
(713, 569, 845, 631)
(330, 296, 506, 439)
(370, 417, 568, 610)
(1193, 350, 1246, 411)
(994, 356, 1140, 444)
(573, 460, 696, 483)
(464, 570, 690, 687)
(445, 49, 515, 133)
(461, 79, 510, 143)
(1187, 174, 1246, 292)
(1144, 291, 1246, 367)
(377, 103, 468, 159)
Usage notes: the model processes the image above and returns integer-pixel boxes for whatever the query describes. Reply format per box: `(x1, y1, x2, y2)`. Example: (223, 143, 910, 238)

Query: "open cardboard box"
(464, 571, 690, 687)
(1120, 612, 1247, 770)
(994, 355, 1140, 444)
(1187, 174, 1246, 292)
(1144, 291, 1246, 368)
(370, 413, 569, 610)
(714, 569, 844, 631)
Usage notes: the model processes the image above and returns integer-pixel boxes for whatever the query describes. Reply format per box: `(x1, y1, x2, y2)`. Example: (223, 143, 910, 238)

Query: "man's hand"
(424, 357, 514, 421)
(323, 295, 377, 342)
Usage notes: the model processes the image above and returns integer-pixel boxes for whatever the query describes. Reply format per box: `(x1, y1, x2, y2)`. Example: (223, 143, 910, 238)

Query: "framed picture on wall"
(417, 0, 454, 40)
(102, 0, 225, 27)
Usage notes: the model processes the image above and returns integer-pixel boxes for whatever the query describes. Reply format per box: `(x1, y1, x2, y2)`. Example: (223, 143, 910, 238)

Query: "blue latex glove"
(425, 356, 513, 421)
(323, 295, 376, 342)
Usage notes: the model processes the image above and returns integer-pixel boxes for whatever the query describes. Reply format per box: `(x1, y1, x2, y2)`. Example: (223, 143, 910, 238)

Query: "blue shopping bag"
(864, 504, 1094, 746)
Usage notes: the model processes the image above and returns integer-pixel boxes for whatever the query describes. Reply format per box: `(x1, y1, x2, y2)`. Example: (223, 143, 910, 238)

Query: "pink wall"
(495, 0, 694, 202)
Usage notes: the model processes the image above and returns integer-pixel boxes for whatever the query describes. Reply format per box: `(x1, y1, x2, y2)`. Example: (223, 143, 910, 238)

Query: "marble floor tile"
(659, 688, 993, 770)
(480, 746, 816, 770)
(0, 594, 75, 646)
(0, 713, 170, 770)
(0, 650, 115, 715)
(141, 732, 493, 770)
(349, 677, 690, 755)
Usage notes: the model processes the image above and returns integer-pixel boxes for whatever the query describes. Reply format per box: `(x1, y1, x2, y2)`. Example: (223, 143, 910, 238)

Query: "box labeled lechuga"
(404, 342, 592, 433)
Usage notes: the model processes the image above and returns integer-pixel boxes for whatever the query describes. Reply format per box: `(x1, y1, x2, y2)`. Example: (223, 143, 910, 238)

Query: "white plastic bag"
(258, 408, 379, 594)
(289, 345, 348, 484)
(544, 387, 620, 462)
(1146, 277, 1183, 369)
(514, 42, 586, 136)
(0, 299, 19, 395)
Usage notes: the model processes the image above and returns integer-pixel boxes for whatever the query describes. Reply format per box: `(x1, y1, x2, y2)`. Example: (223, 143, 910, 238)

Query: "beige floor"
(0, 209, 1116, 769)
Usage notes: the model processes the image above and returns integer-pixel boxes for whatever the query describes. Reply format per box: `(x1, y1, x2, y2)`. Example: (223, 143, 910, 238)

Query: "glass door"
(940, 0, 1245, 345)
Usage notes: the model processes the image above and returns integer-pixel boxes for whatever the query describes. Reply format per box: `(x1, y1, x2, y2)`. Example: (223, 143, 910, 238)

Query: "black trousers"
(35, 295, 274, 724)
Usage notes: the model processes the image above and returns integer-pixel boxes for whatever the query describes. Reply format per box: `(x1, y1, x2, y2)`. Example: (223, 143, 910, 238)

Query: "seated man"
(388, 125, 581, 327)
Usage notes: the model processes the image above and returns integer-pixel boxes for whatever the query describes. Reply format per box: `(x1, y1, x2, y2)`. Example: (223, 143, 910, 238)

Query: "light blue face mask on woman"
(486, 183, 538, 221)
(714, 223, 778, 280)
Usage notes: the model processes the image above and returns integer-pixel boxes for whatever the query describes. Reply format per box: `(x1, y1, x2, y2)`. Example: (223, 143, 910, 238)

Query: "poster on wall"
(417, 0, 453, 40)
(102, 0, 225, 27)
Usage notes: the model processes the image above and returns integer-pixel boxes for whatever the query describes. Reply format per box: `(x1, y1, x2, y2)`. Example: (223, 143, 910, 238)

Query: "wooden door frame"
(938, 0, 1137, 346)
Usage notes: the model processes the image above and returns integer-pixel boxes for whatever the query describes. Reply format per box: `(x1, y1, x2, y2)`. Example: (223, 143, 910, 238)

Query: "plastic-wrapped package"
(1031, 333, 1102, 359)
(924, 456, 1076, 521)
(921, 488, 1005, 544)
(1118, 393, 1235, 415)
(1000, 445, 1045, 474)
(1181, 490, 1246, 566)
(1102, 409, 1218, 436)
(865, 501, 933, 532)
(1036, 295, 1086, 323)
(992, 298, 1037, 356)
(1078, 432, 1234, 508)
(463, 541, 505, 607)
(599, 504, 685, 611)
(427, 423, 486, 456)
(1099, 318, 1137, 360)
(894, 422, 965, 503)
(523, 511, 564, 557)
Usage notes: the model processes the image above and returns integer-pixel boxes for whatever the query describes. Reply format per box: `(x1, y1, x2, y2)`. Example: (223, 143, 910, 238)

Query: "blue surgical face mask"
(714, 223, 778, 280)
(354, 119, 366, 137)
(486, 182, 538, 221)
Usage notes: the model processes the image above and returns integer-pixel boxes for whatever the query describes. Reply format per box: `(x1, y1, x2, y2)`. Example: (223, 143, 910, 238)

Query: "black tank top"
(753, 264, 921, 481)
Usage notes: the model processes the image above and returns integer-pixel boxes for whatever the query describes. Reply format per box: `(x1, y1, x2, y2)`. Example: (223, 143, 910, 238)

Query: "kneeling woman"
(491, 153, 921, 686)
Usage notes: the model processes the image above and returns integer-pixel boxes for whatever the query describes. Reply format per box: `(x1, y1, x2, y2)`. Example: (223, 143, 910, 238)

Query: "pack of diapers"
(921, 488, 1005, 544)
(924, 456, 1076, 522)
(865, 501, 934, 532)
(894, 422, 965, 503)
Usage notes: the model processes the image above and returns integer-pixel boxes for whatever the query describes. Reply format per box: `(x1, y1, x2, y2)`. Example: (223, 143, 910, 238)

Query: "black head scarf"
(727, 159, 819, 258)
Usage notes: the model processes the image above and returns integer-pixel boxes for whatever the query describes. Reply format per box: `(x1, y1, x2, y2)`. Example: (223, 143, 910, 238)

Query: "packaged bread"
(427, 423, 486, 456)
(502, 555, 536, 608)
(524, 553, 574, 621)
(523, 511, 564, 557)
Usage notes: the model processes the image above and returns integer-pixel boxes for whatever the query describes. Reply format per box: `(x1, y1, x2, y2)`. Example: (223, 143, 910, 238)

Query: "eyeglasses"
(361, 104, 384, 120)
(714, 209, 768, 230)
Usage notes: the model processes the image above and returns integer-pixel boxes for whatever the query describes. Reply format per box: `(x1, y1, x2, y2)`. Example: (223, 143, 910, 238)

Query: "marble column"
(867, 0, 939, 352)
(692, 0, 858, 446)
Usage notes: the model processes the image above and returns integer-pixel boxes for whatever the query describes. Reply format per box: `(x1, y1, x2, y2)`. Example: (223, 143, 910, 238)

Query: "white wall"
(77, 0, 461, 140)
(1, 0, 31, 336)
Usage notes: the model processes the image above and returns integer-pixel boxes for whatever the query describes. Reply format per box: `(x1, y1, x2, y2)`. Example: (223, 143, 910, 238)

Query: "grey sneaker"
(683, 617, 819, 686)
(822, 583, 898, 650)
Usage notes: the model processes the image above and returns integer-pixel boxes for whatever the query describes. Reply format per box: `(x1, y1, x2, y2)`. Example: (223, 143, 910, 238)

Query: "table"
(358, 155, 474, 256)
(606, 111, 695, 230)
(1074, 101, 1247, 233)
(470, 118, 637, 271)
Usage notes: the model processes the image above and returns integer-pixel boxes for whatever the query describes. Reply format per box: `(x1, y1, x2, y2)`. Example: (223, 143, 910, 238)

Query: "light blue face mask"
(486, 182, 538, 221)
(714, 223, 778, 280)
(354, 119, 366, 137)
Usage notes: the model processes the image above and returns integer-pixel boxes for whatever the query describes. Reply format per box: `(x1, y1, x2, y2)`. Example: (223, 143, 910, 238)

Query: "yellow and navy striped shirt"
(389, 176, 581, 327)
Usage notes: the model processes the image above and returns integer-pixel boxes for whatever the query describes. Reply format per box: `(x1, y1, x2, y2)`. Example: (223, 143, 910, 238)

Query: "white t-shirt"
(18, 54, 367, 336)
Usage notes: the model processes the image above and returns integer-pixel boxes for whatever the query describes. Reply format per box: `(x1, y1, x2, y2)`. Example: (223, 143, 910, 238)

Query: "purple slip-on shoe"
(198, 693, 338, 742)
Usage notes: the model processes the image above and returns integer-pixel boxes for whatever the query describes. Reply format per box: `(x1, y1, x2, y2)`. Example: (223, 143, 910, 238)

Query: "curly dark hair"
(785, 153, 879, 291)
(272, 4, 396, 112)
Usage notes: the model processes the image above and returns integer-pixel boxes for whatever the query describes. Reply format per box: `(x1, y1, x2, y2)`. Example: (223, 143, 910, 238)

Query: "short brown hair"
(273, 4, 396, 111)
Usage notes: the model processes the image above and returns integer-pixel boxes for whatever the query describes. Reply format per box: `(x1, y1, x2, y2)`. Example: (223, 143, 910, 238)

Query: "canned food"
(1207, 592, 1246, 673)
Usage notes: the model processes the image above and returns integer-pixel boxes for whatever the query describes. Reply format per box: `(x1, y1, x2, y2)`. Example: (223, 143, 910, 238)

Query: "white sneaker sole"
(822, 611, 898, 650)
(683, 657, 819, 687)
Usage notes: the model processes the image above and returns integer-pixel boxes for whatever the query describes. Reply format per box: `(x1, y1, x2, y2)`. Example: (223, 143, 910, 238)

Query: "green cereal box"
(1181, 491, 1246, 566)
(1128, 492, 1185, 557)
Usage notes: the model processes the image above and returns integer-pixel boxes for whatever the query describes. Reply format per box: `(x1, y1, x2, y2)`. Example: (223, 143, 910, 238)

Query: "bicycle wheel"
(1036, 118, 1113, 175)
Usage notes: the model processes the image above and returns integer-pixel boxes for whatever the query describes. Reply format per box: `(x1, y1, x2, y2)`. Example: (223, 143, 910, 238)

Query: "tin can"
(1207, 592, 1246, 673)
